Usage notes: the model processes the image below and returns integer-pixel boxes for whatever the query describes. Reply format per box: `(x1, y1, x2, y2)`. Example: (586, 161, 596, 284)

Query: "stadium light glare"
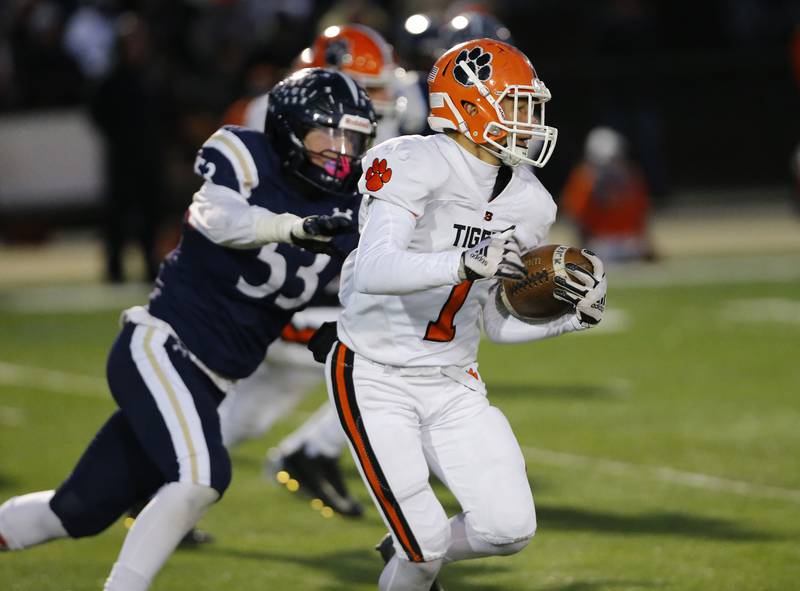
(451, 15, 469, 30)
(405, 14, 430, 35)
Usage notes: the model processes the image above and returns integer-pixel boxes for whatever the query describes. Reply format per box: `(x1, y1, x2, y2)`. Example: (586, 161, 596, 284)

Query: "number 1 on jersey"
(424, 281, 473, 342)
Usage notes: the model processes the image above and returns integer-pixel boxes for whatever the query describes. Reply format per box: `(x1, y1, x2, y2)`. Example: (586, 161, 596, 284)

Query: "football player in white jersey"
(317, 39, 607, 590)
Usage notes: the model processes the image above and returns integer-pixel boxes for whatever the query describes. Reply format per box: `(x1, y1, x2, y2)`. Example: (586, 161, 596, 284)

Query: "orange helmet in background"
(427, 38, 557, 167)
(296, 24, 397, 115)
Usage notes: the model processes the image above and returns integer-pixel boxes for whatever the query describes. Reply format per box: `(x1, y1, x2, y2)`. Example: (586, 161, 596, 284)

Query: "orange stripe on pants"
(332, 343, 423, 563)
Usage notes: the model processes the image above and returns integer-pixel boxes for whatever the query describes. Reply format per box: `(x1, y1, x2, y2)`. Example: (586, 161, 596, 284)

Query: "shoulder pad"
(194, 126, 266, 198)
(358, 135, 449, 217)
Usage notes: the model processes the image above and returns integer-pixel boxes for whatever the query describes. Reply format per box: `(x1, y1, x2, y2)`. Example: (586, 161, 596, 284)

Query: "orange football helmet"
(296, 24, 397, 115)
(427, 39, 557, 167)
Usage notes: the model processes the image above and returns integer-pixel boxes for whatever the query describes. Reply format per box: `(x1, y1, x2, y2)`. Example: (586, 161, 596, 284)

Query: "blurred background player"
(217, 23, 431, 519)
(0, 68, 375, 590)
(298, 23, 429, 143)
(560, 126, 656, 263)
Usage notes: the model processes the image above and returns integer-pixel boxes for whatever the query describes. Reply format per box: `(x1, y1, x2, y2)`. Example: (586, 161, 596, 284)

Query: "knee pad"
(487, 536, 532, 557)
(152, 482, 219, 531)
(472, 503, 537, 547)
(391, 485, 451, 560)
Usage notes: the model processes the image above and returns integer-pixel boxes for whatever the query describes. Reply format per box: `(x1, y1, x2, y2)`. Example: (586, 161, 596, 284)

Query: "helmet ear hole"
(460, 100, 479, 116)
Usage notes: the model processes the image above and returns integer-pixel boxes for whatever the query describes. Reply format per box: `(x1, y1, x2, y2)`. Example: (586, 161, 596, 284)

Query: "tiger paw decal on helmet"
(365, 158, 392, 191)
(454, 46, 493, 87)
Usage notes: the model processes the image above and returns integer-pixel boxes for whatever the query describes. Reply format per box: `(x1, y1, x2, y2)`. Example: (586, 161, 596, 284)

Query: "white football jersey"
(338, 133, 557, 367)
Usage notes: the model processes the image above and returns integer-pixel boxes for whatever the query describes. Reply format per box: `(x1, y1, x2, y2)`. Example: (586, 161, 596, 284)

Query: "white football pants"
(326, 343, 536, 563)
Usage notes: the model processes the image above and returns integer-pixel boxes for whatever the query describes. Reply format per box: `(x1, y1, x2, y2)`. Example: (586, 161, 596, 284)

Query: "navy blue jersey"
(148, 126, 360, 379)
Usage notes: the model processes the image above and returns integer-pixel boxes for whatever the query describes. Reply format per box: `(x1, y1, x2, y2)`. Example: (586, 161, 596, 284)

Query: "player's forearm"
(354, 245, 461, 294)
(482, 285, 583, 343)
(353, 199, 461, 294)
(188, 183, 299, 249)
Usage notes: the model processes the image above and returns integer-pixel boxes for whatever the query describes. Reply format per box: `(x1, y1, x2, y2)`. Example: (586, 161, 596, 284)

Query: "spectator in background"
(561, 127, 655, 263)
(790, 25, 800, 214)
(792, 142, 800, 214)
(0, 40, 14, 110)
(89, 12, 167, 283)
(9, 0, 85, 108)
(63, 0, 118, 81)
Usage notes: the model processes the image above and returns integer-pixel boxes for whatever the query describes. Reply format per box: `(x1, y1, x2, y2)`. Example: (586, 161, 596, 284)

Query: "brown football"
(500, 244, 594, 320)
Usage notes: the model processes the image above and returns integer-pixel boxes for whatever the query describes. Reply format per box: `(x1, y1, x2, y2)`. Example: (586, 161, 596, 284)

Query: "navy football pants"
(50, 323, 231, 538)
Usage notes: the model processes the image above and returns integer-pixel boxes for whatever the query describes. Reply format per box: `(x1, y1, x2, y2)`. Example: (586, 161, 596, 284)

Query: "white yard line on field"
(0, 283, 149, 313)
(0, 405, 25, 426)
(609, 253, 800, 289)
(522, 445, 800, 504)
(719, 298, 800, 325)
(1, 254, 799, 314)
(4, 358, 799, 504)
(0, 360, 107, 398)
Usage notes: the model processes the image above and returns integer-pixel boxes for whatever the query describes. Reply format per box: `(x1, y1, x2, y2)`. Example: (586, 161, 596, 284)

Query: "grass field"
(1, 253, 799, 590)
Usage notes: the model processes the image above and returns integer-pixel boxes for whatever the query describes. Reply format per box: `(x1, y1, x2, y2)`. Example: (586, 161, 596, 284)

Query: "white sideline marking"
(0, 254, 798, 314)
(0, 405, 25, 426)
(574, 309, 630, 335)
(609, 253, 800, 289)
(719, 298, 800, 326)
(0, 283, 149, 313)
(0, 360, 107, 398)
(4, 358, 799, 504)
(522, 446, 800, 504)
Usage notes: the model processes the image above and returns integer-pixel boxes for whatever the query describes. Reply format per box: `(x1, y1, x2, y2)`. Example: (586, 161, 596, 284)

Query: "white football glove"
(255, 212, 355, 256)
(553, 249, 607, 327)
(458, 227, 526, 281)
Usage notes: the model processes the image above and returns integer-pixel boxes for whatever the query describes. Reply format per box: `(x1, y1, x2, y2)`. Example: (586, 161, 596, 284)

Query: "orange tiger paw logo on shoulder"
(365, 158, 392, 191)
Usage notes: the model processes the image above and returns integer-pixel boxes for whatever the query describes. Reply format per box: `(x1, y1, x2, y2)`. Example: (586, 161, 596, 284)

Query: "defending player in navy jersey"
(0, 68, 376, 591)
(218, 24, 430, 519)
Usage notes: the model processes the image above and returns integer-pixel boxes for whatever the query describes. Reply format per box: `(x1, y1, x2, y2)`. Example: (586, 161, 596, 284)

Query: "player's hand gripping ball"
(499, 245, 606, 325)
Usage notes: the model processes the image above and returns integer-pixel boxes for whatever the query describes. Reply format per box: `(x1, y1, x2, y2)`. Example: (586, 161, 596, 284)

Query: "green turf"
(1, 277, 799, 590)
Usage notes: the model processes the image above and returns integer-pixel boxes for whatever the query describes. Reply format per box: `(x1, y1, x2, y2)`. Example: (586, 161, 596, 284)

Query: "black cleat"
(375, 533, 445, 591)
(376, 533, 395, 563)
(178, 527, 214, 548)
(268, 445, 364, 518)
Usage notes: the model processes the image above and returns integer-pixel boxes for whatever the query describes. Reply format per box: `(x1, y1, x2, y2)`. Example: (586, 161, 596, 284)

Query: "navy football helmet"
(265, 68, 377, 195)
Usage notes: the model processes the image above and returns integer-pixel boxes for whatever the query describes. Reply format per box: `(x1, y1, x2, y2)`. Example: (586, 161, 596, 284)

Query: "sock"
(104, 563, 150, 591)
(103, 482, 218, 590)
(280, 404, 346, 458)
(0, 490, 68, 550)
(379, 555, 442, 591)
(443, 512, 530, 563)
(219, 361, 314, 448)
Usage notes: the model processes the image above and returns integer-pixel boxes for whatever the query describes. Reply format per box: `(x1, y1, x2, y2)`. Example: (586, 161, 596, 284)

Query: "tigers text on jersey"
(337, 133, 556, 368)
(147, 125, 360, 380)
